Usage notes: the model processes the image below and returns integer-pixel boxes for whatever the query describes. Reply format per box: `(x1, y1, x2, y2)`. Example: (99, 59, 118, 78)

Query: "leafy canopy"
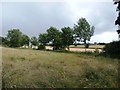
(74, 18, 94, 44)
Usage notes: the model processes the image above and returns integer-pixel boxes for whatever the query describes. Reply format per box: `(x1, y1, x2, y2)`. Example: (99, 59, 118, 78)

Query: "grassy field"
(69, 45, 105, 49)
(2, 47, 119, 88)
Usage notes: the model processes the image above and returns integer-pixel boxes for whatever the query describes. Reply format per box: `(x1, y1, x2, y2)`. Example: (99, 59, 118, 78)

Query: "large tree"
(74, 18, 94, 47)
(38, 33, 48, 46)
(61, 27, 74, 49)
(0, 36, 8, 46)
(7, 29, 22, 47)
(0, 36, 2, 45)
(20, 34, 30, 46)
(30, 36, 38, 46)
(114, 0, 120, 26)
(114, 0, 120, 40)
(47, 27, 62, 50)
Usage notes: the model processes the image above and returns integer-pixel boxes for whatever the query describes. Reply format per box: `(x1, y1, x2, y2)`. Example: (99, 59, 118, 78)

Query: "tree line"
(0, 18, 95, 50)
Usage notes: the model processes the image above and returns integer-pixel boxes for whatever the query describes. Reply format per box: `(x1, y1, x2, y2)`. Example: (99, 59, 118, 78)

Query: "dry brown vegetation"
(2, 47, 119, 88)
(45, 45, 104, 52)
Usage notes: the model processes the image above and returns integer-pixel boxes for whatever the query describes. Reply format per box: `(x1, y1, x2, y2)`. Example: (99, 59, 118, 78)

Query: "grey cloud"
(79, 2, 117, 34)
(2, 1, 117, 37)
(2, 2, 74, 37)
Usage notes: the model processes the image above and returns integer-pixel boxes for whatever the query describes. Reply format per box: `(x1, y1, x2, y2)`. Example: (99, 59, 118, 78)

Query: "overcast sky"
(1, 0, 119, 43)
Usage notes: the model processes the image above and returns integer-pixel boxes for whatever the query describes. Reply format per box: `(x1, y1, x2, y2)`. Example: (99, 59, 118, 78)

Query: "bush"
(98, 42, 106, 45)
(85, 44, 89, 48)
(103, 41, 120, 58)
(37, 45, 45, 50)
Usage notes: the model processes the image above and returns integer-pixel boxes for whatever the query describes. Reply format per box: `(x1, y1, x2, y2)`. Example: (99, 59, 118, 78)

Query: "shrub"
(98, 43, 106, 45)
(37, 45, 45, 50)
(85, 44, 89, 48)
(103, 41, 120, 58)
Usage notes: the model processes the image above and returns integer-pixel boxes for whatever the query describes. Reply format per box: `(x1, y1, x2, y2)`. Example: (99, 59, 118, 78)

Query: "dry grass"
(2, 47, 119, 88)
(70, 45, 105, 49)
(0, 47, 2, 89)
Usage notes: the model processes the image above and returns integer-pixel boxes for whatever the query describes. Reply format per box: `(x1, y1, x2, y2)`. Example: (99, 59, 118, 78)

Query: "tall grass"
(2, 47, 119, 88)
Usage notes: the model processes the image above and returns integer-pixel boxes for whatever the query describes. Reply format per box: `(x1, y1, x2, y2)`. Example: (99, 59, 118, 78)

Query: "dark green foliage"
(38, 33, 48, 46)
(31, 36, 38, 46)
(85, 43, 89, 48)
(7, 29, 22, 47)
(98, 42, 106, 45)
(20, 34, 30, 46)
(47, 27, 63, 50)
(3, 17, 95, 50)
(0, 36, 2, 45)
(114, 1, 120, 25)
(46, 26, 74, 50)
(1, 37, 9, 46)
(0, 36, 7, 45)
(38, 27, 75, 50)
(61, 27, 74, 49)
(103, 41, 120, 58)
(74, 18, 94, 45)
(37, 45, 45, 50)
(5, 29, 30, 47)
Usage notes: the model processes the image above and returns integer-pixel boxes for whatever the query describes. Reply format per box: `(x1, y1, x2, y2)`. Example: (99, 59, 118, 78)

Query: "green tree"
(7, 29, 22, 47)
(38, 33, 48, 46)
(0, 36, 8, 46)
(0, 36, 2, 45)
(103, 41, 120, 59)
(20, 34, 30, 46)
(74, 18, 94, 47)
(31, 36, 38, 46)
(61, 27, 74, 50)
(47, 27, 62, 50)
(38, 33, 49, 50)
